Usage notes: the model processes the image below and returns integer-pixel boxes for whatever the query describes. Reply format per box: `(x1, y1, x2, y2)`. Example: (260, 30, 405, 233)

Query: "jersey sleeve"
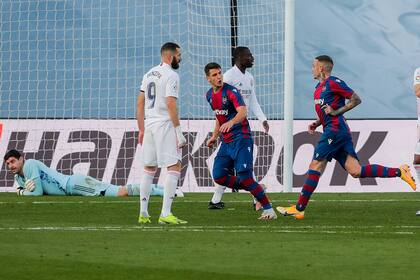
(21, 160, 43, 196)
(414, 68, 420, 86)
(21, 177, 43, 196)
(165, 73, 180, 98)
(227, 87, 245, 109)
(329, 78, 354, 98)
(249, 76, 267, 122)
(140, 74, 147, 92)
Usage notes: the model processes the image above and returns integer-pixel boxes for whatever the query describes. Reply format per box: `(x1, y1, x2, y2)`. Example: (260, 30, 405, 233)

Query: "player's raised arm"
(136, 90, 145, 144)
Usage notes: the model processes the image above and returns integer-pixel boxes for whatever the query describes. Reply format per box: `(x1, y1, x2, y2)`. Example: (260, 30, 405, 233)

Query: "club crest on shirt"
(322, 86, 326, 92)
(222, 96, 227, 104)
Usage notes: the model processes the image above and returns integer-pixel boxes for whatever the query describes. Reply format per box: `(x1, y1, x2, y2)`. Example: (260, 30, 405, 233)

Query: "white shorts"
(141, 121, 181, 168)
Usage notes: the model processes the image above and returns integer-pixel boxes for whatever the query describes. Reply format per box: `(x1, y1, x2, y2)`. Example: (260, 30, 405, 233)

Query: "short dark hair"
(233, 46, 250, 60)
(4, 149, 22, 161)
(315, 55, 333, 65)
(160, 42, 180, 54)
(204, 62, 221, 76)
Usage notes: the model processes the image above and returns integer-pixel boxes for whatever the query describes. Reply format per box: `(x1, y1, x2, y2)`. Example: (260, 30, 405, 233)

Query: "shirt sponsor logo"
(215, 109, 228, 116)
(314, 98, 325, 106)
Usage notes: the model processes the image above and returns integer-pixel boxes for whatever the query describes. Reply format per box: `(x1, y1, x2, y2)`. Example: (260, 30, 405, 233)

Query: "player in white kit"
(208, 46, 269, 211)
(137, 42, 187, 224)
(413, 67, 420, 216)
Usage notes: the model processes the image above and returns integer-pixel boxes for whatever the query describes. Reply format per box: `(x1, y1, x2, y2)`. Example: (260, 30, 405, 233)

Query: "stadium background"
(2, 0, 419, 119)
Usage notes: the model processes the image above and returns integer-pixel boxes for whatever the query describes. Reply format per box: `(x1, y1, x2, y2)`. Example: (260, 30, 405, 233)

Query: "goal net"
(0, 0, 287, 192)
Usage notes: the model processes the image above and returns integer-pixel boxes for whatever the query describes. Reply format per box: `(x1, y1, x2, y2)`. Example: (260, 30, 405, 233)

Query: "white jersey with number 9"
(140, 63, 180, 125)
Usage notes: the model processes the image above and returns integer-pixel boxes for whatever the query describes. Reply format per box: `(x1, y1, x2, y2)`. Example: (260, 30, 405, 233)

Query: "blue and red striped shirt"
(206, 83, 252, 143)
(314, 76, 354, 133)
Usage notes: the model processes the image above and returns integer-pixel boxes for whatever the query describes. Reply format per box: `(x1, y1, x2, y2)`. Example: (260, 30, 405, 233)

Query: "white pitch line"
(1, 199, 420, 205)
(0, 225, 416, 235)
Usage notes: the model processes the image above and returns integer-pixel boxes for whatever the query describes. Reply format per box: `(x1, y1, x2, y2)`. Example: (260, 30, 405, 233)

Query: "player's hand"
(138, 130, 144, 145)
(175, 126, 187, 148)
(308, 121, 319, 135)
(321, 104, 337, 116)
(219, 121, 234, 133)
(262, 121, 269, 133)
(16, 187, 24, 196)
(24, 180, 35, 192)
(206, 136, 217, 148)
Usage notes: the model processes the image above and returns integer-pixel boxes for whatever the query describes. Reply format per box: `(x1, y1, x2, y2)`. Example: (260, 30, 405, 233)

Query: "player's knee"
(167, 161, 182, 172)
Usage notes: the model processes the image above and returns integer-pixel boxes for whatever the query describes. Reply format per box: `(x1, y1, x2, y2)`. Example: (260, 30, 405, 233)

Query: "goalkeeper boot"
(276, 205, 305, 220)
(399, 164, 416, 191)
(258, 208, 277, 220)
(138, 215, 151, 224)
(208, 201, 225, 210)
(158, 213, 188, 225)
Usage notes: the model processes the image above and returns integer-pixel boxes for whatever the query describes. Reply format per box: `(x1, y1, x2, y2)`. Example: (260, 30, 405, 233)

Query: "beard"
(171, 57, 180, 69)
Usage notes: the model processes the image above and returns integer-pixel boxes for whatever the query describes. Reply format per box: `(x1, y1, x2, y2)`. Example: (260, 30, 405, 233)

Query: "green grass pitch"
(0, 192, 419, 280)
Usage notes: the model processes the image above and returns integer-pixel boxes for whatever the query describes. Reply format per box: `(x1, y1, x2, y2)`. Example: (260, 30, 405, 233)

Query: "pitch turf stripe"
(0, 225, 416, 235)
(1, 199, 420, 204)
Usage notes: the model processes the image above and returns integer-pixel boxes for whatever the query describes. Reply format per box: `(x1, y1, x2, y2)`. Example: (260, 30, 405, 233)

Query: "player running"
(4, 149, 163, 197)
(137, 42, 187, 225)
(209, 46, 269, 211)
(204, 62, 276, 220)
(277, 55, 416, 220)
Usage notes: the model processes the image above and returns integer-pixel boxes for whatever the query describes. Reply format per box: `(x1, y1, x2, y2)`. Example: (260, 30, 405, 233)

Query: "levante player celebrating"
(277, 55, 417, 220)
(204, 62, 276, 220)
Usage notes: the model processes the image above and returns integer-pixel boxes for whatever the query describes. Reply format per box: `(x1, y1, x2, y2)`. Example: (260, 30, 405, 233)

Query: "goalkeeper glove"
(16, 187, 24, 196)
(175, 126, 187, 148)
(24, 179, 36, 192)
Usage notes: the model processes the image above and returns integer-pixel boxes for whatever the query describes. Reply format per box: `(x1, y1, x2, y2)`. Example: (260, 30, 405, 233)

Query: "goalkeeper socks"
(161, 171, 180, 217)
(296, 169, 321, 211)
(360, 164, 400, 178)
(139, 169, 155, 217)
(211, 185, 226, 204)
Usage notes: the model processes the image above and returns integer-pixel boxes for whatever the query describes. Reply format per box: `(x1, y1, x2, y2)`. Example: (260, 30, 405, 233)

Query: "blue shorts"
(213, 138, 254, 175)
(313, 131, 358, 168)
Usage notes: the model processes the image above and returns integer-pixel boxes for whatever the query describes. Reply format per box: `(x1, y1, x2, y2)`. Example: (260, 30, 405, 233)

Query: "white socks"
(161, 171, 180, 218)
(211, 185, 226, 204)
(139, 169, 155, 217)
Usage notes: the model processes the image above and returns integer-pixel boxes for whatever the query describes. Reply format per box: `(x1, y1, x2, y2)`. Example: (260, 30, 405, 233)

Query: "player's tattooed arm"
(323, 92, 361, 116)
(308, 118, 321, 134)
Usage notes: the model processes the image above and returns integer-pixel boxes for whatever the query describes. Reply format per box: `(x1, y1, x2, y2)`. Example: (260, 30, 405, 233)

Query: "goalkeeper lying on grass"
(4, 149, 163, 197)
